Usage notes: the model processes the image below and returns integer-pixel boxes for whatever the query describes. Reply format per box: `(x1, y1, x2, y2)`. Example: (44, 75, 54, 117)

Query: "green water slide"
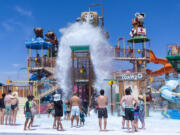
(166, 55, 180, 73)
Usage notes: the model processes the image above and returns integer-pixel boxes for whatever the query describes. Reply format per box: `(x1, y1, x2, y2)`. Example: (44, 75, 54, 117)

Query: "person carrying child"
(80, 109, 85, 126)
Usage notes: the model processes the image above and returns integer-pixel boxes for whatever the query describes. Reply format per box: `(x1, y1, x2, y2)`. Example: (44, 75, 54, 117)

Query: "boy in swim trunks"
(47, 101, 54, 118)
(120, 87, 138, 133)
(24, 95, 32, 130)
(134, 103, 139, 132)
(80, 109, 85, 126)
(138, 95, 145, 129)
(97, 89, 108, 131)
(120, 102, 126, 129)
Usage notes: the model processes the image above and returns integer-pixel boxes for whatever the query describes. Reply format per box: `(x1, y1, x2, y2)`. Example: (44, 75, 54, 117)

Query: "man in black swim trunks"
(120, 88, 138, 133)
(97, 89, 108, 131)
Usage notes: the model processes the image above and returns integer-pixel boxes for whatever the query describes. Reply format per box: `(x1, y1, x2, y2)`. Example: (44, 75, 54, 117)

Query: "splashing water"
(56, 22, 113, 97)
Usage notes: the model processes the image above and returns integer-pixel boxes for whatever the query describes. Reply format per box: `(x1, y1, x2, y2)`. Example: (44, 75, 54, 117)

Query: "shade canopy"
(127, 36, 150, 43)
(25, 37, 52, 49)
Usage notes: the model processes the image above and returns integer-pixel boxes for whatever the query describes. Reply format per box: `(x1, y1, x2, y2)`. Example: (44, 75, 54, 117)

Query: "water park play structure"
(0, 7, 180, 119)
(113, 12, 150, 106)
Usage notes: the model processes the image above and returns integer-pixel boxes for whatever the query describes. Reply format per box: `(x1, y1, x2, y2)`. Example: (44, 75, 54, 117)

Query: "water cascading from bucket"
(56, 22, 113, 97)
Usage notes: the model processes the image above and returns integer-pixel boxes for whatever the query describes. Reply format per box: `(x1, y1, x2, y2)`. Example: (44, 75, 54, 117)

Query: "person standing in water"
(11, 92, 19, 125)
(97, 89, 108, 131)
(4, 90, 12, 125)
(0, 93, 6, 125)
(30, 96, 37, 127)
(120, 88, 138, 133)
(70, 93, 80, 127)
(53, 94, 64, 131)
(138, 95, 145, 129)
(24, 95, 32, 130)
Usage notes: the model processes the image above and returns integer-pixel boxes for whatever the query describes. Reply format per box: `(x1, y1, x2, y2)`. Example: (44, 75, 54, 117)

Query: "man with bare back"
(70, 93, 80, 127)
(120, 87, 138, 133)
(97, 89, 108, 131)
(4, 90, 12, 125)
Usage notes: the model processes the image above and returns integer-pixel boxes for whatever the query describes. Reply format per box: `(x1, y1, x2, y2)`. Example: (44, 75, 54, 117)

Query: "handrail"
(114, 48, 150, 59)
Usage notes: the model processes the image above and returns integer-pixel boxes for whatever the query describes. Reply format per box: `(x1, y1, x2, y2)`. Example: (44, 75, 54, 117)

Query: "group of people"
(47, 92, 86, 131)
(120, 87, 145, 133)
(1, 88, 145, 133)
(0, 90, 19, 125)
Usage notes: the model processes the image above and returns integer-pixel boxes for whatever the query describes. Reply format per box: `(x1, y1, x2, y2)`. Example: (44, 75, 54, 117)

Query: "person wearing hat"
(138, 95, 145, 130)
(53, 93, 64, 131)
(11, 92, 19, 125)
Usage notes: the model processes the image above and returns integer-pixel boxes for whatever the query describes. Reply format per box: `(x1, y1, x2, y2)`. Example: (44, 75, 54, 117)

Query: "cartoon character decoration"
(34, 27, 43, 38)
(45, 31, 59, 52)
(129, 13, 146, 37)
(76, 11, 99, 26)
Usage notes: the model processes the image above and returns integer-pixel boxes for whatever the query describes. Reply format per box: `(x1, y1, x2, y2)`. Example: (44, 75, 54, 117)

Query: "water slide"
(146, 50, 174, 76)
(160, 78, 180, 119)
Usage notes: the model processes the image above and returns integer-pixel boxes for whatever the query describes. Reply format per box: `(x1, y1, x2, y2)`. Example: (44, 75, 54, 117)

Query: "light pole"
(108, 80, 115, 115)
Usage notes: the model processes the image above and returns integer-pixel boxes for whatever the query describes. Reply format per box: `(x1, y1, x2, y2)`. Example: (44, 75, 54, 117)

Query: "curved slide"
(146, 50, 174, 76)
(160, 78, 180, 119)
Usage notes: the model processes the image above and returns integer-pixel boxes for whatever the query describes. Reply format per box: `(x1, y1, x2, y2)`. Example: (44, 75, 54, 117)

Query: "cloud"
(12, 64, 21, 68)
(15, 6, 32, 17)
(1, 21, 13, 31)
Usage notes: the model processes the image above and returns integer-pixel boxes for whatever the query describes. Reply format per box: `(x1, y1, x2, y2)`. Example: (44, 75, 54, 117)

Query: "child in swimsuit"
(138, 95, 145, 129)
(120, 102, 126, 129)
(24, 95, 32, 130)
(80, 109, 85, 126)
(134, 103, 139, 132)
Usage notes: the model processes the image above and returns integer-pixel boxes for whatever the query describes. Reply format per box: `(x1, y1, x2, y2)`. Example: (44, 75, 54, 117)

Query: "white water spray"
(56, 22, 113, 97)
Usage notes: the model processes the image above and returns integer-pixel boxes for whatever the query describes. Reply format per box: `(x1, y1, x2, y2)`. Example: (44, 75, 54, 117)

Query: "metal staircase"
(44, 67, 55, 74)
(35, 84, 59, 100)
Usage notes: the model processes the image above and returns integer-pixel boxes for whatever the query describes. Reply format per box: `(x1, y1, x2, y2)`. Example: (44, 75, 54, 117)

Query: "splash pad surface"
(0, 111, 179, 135)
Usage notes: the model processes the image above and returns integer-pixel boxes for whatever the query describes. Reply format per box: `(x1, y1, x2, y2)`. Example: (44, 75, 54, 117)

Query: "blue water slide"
(160, 78, 180, 119)
(160, 78, 180, 103)
(29, 73, 45, 81)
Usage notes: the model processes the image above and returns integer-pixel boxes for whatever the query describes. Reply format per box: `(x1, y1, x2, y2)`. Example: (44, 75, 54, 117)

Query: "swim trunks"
(11, 104, 17, 110)
(54, 100, 63, 117)
(98, 108, 108, 119)
(5, 105, 11, 114)
(125, 108, 134, 121)
(71, 106, 80, 116)
(25, 112, 32, 118)
(48, 109, 53, 114)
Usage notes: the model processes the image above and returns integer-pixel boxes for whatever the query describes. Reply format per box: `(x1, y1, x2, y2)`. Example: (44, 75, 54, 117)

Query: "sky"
(0, 0, 180, 83)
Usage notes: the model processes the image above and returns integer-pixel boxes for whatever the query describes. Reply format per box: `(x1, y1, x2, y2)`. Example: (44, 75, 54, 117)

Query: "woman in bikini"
(11, 92, 19, 125)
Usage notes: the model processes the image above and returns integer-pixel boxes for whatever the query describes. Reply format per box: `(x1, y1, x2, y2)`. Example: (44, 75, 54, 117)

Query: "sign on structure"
(117, 73, 144, 81)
